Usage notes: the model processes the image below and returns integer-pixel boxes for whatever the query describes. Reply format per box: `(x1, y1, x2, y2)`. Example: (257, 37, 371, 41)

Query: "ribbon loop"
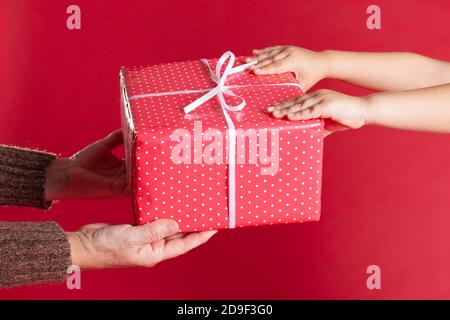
(183, 51, 256, 114)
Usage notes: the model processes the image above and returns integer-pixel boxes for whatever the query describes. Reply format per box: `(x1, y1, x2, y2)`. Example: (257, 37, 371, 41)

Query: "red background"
(0, 0, 449, 299)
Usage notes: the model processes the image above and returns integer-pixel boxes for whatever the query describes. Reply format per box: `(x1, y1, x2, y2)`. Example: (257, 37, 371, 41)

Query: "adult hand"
(45, 130, 128, 200)
(67, 219, 217, 269)
(246, 45, 329, 92)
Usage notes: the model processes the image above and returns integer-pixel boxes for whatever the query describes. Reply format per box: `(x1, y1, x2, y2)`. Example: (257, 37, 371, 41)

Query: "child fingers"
(250, 48, 288, 68)
(267, 97, 299, 113)
(290, 95, 322, 113)
(272, 95, 323, 119)
(287, 104, 325, 121)
(252, 46, 282, 55)
(250, 50, 282, 67)
(253, 62, 283, 74)
(259, 51, 288, 64)
(250, 49, 279, 62)
(253, 53, 290, 74)
(268, 92, 317, 112)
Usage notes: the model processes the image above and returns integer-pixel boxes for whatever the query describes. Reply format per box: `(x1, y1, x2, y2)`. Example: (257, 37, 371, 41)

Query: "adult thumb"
(133, 219, 179, 244)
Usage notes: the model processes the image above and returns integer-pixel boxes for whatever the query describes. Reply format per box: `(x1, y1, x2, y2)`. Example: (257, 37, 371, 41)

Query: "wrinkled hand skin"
(45, 131, 218, 270)
(68, 220, 217, 269)
(45, 130, 129, 201)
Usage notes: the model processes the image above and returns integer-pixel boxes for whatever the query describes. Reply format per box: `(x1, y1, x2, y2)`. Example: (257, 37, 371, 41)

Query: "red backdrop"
(0, 0, 449, 299)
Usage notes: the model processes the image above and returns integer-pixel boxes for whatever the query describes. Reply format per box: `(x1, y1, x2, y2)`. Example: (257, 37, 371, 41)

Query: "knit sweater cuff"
(0, 221, 71, 288)
(0, 145, 56, 209)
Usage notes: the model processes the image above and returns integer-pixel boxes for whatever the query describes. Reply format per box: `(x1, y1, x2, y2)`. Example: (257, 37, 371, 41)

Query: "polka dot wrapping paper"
(120, 54, 324, 232)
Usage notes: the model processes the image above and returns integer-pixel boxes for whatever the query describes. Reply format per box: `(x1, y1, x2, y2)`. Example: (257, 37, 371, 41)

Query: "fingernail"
(267, 106, 274, 112)
(273, 111, 284, 118)
(165, 221, 179, 235)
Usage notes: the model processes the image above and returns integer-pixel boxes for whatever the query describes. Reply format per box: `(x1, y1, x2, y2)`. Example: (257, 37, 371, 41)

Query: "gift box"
(120, 51, 324, 232)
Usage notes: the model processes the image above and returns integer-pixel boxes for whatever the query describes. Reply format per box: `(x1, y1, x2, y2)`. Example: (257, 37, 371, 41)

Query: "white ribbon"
(128, 51, 302, 229)
(183, 51, 256, 113)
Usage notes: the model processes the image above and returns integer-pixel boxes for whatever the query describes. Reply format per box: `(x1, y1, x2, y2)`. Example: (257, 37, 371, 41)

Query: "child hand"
(268, 90, 370, 136)
(246, 46, 329, 91)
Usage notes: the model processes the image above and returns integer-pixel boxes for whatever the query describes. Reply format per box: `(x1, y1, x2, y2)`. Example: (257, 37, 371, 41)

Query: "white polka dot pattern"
(121, 55, 324, 232)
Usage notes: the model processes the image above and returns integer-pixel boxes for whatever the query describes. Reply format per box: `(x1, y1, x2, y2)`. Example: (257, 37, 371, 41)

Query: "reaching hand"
(45, 130, 129, 200)
(268, 90, 370, 136)
(67, 219, 217, 269)
(246, 45, 329, 92)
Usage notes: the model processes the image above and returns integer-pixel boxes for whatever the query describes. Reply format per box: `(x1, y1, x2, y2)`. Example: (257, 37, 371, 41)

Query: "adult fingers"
(102, 129, 124, 150)
(79, 223, 110, 233)
(165, 232, 188, 241)
(130, 219, 179, 245)
(162, 230, 218, 261)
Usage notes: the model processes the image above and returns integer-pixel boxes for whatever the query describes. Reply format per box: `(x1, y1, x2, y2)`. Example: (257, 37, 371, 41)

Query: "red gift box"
(120, 51, 324, 232)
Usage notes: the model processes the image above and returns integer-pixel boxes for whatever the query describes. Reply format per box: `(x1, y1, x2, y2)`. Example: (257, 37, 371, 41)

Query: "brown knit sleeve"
(0, 221, 71, 288)
(0, 145, 56, 209)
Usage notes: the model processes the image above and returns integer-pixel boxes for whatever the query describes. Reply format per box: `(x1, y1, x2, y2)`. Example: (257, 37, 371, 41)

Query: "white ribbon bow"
(183, 51, 257, 114)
